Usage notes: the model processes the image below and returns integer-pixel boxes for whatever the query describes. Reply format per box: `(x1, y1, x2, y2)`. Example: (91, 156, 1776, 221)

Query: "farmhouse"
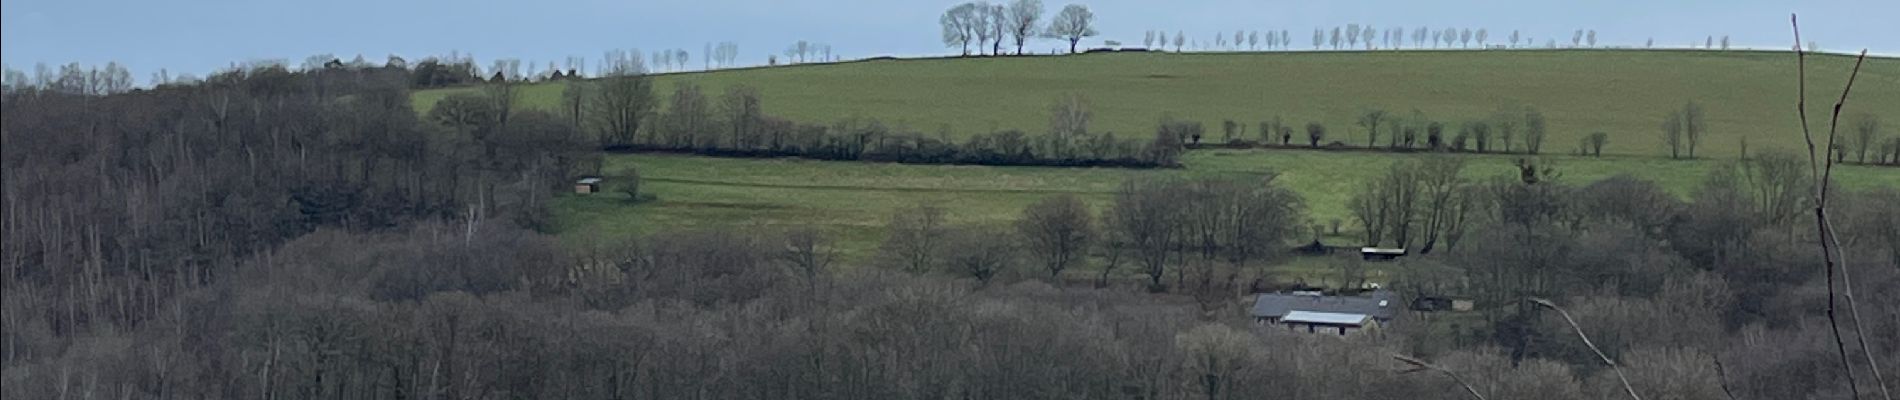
(1279, 311, 1378, 335)
(1250, 290, 1397, 324)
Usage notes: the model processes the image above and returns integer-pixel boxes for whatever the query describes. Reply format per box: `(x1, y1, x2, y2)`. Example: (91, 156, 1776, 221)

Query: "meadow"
(416, 50, 1900, 158)
(555, 148, 1898, 262)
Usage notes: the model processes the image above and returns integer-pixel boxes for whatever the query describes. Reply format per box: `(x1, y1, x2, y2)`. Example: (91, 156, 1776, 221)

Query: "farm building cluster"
(1251, 290, 1397, 336)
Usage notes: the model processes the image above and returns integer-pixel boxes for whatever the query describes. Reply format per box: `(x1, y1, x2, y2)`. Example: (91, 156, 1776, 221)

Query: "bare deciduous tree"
(778, 227, 837, 284)
(1306, 122, 1325, 147)
(881, 204, 951, 273)
(1523, 106, 1548, 154)
(1683, 101, 1706, 158)
(719, 85, 764, 149)
(1017, 194, 1096, 279)
(1108, 178, 1183, 291)
(589, 50, 656, 147)
(662, 82, 714, 149)
(1851, 114, 1879, 163)
(1662, 111, 1685, 159)
(941, 3, 980, 56)
(1048, 93, 1091, 158)
(1005, 0, 1044, 55)
(1359, 109, 1387, 147)
(1045, 4, 1097, 54)
(946, 225, 1016, 284)
(1587, 132, 1610, 157)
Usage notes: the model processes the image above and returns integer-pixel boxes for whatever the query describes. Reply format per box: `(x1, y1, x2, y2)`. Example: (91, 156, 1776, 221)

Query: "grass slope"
(556, 149, 1898, 261)
(416, 50, 1899, 158)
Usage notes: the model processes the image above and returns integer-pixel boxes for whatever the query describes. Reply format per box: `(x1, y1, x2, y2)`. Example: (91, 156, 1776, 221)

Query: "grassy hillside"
(415, 50, 1899, 158)
(556, 149, 1898, 260)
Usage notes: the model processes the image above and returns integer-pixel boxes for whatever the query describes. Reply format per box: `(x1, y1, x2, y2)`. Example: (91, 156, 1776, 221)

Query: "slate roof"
(1251, 290, 1397, 320)
(1281, 311, 1373, 326)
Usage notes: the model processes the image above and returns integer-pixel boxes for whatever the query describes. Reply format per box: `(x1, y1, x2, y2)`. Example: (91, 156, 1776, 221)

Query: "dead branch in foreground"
(1529, 297, 1641, 400)
(1792, 14, 1890, 400)
(1393, 354, 1487, 400)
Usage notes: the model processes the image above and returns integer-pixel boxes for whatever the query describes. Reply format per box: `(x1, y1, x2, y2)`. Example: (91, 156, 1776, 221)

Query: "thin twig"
(1713, 354, 1740, 400)
(1793, 14, 1888, 400)
(1529, 297, 1641, 400)
(1822, 49, 1891, 400)
(1393, 354, 1487, 400)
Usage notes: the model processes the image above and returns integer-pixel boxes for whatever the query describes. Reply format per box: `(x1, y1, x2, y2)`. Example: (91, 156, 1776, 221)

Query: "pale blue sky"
(3, 0, 1893, 79)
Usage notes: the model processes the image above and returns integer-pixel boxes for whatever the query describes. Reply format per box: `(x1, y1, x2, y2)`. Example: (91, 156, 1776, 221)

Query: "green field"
(557, 149, 1898, 261)
(417, 50, 1899, 158)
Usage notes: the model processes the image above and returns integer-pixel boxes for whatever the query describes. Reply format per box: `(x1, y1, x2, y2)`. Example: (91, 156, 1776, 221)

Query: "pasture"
(554, 148, 1898, 262)
(416, 50, 1900, 158)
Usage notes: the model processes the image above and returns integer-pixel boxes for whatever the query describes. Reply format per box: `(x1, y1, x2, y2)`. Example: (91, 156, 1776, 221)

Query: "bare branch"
(1529, 297, 1641, 400)
(1713, 355, 1739, 400)
(1392, 354, 1487, 400)
(1793, 14, 1889, 400)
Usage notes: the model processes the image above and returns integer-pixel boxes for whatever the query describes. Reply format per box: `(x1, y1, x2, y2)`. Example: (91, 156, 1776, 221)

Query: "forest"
(2, 57, 1897, 400)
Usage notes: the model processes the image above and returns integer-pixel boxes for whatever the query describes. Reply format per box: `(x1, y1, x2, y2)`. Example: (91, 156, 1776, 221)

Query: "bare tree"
(1662, 111, 1685, 159)
(1683, 101, 1705, 158)
(1586, 132, 1610, 157)
(1364, 26, 1377, 50)
(1469, 121, 1492, 152)
(1510, 30, 1521, 47)
(1720, 35, 1731, 50)
(1493, 106, 1520, 153)
(1346, 24, 1362, 48)
(941, 3, 980, 56)
(1248, 31, 1260, 50)
(483, 59, 522, 126)
(1144, 30, 1156, 48)
(1359, 109, 1387, 147)
(1851, 114, 1879, 163)
(946, 226, 1016, 284)
(589, 50, 656, 147)
(1790, 18, 1889, 399)
(1045, 4, 1098, 54)
(1048, 93, 1091, 158)
(1417, 157, 1469, 254)
(1108, 178, 1183, 291)
(995, 0, 1041, 54)
(1017, 195, 1096, 279)
(1332, 27, 1343, 49)
(561, 78, 591, 130)
(662, 82, 714, 149)
(1523, 106, 1548, 154)
(1174, 30, 1186, 52)
(1588, 30, 1598, 47)
(1573, 29, 1584, 47)
(777, 227, 837, 284)
(986, 4, 1007, 55)
(973, 3, 998, 56)
(1476, 28, 1489, 48)
(1306, 122, 1326, 147)
(719, 85, 764, 149)
(880, 203, 950, 273)
(1460, 28, 1473, 48)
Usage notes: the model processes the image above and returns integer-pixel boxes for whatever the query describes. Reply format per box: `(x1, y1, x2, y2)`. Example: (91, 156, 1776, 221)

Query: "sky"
(3, 0, 1894, 81)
